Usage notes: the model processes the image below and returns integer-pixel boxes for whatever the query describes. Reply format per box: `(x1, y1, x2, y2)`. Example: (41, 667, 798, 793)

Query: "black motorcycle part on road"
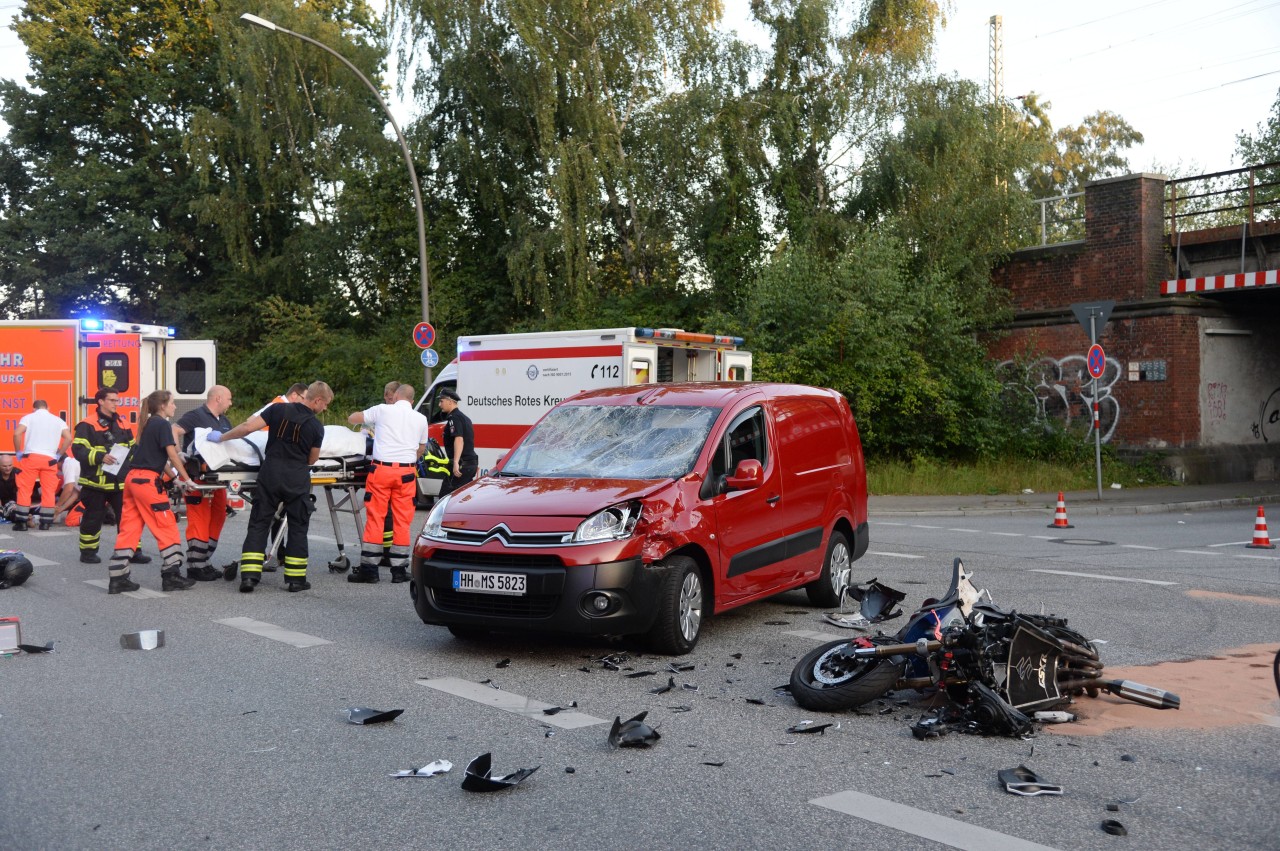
(789, 639, 907, 712)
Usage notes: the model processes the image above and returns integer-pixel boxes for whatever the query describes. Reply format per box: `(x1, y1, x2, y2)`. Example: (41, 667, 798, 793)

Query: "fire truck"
(0, 319, 217, 436)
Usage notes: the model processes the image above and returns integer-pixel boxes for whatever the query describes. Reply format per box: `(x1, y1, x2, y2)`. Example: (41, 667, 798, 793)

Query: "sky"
(0, 0, 1277, 177)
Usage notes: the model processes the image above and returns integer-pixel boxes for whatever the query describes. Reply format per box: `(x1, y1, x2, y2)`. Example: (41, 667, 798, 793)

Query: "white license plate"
(453, 570, 527, 596)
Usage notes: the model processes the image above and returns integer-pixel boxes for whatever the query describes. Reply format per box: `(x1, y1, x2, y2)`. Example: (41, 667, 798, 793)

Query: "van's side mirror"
(724, 458, 763, 491)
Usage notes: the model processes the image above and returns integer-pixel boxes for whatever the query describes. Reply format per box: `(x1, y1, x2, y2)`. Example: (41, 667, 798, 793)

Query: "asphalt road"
(1, 498, 1278, 850)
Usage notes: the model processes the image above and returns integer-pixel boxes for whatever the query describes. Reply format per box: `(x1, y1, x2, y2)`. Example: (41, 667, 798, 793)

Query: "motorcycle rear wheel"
(790, 639, 906, 712)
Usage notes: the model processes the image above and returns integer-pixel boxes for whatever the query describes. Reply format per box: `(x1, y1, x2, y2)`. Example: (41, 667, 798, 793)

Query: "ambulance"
(0, 319, 217, 436)
(414, 327, 752, 500)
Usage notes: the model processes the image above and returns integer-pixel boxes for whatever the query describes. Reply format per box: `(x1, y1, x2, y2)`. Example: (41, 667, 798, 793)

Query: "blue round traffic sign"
(413, 321, 436, 349)
(1087, 344, 1106, 379)
(420, 348, 439, 368)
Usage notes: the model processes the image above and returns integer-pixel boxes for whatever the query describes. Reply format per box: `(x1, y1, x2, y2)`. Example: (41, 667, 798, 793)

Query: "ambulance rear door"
(720, 350, 752, 381)
(163, 340, 217, 418)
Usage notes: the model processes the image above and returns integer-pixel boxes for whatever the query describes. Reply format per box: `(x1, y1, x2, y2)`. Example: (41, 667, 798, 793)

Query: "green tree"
(1017, 93, 1144, 198)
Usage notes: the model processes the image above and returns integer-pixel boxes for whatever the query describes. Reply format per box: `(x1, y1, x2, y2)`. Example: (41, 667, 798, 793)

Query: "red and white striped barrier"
(1162, 269, 1279, 295)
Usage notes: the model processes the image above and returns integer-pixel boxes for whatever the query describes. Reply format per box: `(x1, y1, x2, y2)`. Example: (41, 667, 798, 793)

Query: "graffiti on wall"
(997, 355, 1122, 443)
(1252, 387, 1280, 442)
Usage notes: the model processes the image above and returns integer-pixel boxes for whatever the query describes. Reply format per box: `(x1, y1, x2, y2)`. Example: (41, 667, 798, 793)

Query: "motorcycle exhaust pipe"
(1098, 678, 1181, 710)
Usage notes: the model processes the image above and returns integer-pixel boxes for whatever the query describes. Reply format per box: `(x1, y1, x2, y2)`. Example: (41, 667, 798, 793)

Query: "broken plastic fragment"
(626, 670, 657, 678)
(998, 765, 1063, 797)
(1101, 819, 1127, 836)
(19, 641, 54, 654)
(786, 721, 833, 735)
(846, 578, 907, 622)
(669, 705, 693, 713)
(650, 677, 676, 695)
(702, 761, 725, 767)
(120, 630, 164, 650)
(823, 612, 871, 630)
(745, 698, 767, 706)
(495, 658, 511, 668)
(667, 662, 695, 673)
(461, 752, 539, 792)
(345, 707, 404, 725)
(609, 712, 661, 748)
(390, 759, 453, 778)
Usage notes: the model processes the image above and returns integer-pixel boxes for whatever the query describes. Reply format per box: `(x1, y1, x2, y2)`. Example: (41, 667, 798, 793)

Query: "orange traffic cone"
(1047, 491, 1074, 529)
(1246, 505, 1275, 549)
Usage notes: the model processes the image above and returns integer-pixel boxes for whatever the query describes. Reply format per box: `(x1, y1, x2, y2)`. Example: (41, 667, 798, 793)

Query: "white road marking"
(867, 551, 923, 559)
(989, 532, 1023, 537)
(911, 524, 942, 529)
(1029, 535, 1058, 540)
(1209, 541, 1252, 547)
(811, 790, 1061, 851)
(1120, 544, 1160, 550)
(25, 554, 60, 567)
(1174, 550, 1222, 556)
(214, 617, 332, 648)
(26, 530, 74, 537)
(1237, 553, 1280, 561)
(785, 629, 848, 642)
(876, 522, 907, 526)
(947, 528, 983, 533)
(1030, 569, 1178, 586)
(417, 676, 606, 729)
(84, 579, 169, 599)
(308, 534, 337, 544)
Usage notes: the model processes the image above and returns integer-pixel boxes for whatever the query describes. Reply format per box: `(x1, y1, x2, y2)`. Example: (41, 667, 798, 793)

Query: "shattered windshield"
(503, 405, 718, 479)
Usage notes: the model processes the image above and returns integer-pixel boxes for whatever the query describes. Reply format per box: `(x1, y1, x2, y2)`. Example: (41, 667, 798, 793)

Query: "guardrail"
(1166, 161, 1280, 235)
(1028, 191, 1085, 246)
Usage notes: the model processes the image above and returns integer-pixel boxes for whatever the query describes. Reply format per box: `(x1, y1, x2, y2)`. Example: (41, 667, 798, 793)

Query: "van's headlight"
(572, 501, 641, 543)
(422, 495, 452, 540)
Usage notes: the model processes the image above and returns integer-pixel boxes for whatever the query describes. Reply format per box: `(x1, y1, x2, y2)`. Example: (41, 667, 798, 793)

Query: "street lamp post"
(239, 12, 433, 388)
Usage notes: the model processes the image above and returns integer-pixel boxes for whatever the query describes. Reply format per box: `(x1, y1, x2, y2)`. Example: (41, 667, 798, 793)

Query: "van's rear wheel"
(805, 530, 851, 608)
(646, 556, 704, 655)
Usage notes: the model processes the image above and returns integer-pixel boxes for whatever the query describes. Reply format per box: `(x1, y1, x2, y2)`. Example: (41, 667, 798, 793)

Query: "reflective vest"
(419, 438, 450, 480)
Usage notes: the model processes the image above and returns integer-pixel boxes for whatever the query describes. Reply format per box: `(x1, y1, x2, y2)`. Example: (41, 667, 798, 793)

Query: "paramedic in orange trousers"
(172, 385, 234, 580)
(12, 400, 72, 530)
(209, 381, 331, 593)
(347, 384, 428, 584)
(105, 390, 198, 594)
(376, 380, 401, 566)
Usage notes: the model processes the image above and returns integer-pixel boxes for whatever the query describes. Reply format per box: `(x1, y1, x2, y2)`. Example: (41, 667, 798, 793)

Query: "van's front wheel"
(646, 556, 704, 655)
(805, 530, 851, 608)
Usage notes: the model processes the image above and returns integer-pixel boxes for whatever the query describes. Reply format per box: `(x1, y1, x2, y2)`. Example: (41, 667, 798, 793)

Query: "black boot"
(285, 578, 311, 592)
(12, 521, 27, 532)
(239, 574, 259, 593)
(161, 569, 196, 591)
(348, 568, 380, 584)
(108, 575, 141, 594)
(186, 565, 221, 581)
(130, 551, 152, 564)
(390, 566, 409, 584)
(38, 521, 52, 531)
(80, 551, 102, 564)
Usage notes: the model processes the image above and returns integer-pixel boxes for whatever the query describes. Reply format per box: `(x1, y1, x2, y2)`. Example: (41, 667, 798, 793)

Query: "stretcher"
(188, 426, 373, 572)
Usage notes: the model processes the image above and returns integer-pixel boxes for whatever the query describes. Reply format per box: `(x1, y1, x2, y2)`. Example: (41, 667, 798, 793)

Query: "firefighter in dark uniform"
(437, 388, 478, 497)
(172, 385, 234, 581)
(72, 387, 151, 566)
(208, 381, 331, 593)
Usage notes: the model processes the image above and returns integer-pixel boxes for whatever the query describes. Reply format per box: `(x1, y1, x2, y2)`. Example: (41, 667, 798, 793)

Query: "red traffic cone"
(1048, 492, 1074, 529)
(1246, 505, 1275, 549)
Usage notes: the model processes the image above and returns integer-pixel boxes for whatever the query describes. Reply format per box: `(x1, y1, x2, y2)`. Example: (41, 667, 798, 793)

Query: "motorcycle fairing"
(1003, 622, 1067, 711)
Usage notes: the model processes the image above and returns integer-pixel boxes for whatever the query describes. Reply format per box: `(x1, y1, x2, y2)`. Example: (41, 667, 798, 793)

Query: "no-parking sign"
(1087, 343, 1106, 379)
(413, 322, 436, 349)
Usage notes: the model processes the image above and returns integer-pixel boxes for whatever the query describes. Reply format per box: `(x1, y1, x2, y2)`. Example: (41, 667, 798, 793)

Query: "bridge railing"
(1165, 161, 1280, 235)
(1026, 190, 1085, 246)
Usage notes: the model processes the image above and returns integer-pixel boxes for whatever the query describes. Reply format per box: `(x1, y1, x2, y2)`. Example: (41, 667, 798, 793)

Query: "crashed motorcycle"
(789, 558, 1178, 735)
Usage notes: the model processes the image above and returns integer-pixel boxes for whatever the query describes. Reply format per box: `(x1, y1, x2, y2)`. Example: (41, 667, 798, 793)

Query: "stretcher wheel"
(222, 561, 239, 581)
(328, 555, 351, 574)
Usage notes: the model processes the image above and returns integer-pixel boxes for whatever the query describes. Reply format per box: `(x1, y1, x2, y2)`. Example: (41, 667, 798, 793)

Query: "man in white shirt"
(12, 400, 72, 531)
(346, 384, 428, 584)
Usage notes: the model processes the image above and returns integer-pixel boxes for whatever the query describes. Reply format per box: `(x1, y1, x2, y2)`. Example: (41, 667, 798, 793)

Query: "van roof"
(561, 382, 840, 408)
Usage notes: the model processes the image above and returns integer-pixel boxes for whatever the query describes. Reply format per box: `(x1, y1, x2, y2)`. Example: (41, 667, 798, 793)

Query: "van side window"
(175, 357, 206, 395)
(420, 382, 455, 423)
(710, 407, 768, 482)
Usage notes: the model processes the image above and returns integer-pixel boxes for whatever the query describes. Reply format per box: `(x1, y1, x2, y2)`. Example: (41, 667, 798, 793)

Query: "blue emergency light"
(166, 327, 176, 338)
(80, 318, 104, 331)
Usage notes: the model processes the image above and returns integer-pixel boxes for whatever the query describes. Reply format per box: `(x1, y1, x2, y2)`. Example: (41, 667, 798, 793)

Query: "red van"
(409, 382, 868, 653)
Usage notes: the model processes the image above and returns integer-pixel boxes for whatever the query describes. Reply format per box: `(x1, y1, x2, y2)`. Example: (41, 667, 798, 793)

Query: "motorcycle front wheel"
(790, 639, 906, 712)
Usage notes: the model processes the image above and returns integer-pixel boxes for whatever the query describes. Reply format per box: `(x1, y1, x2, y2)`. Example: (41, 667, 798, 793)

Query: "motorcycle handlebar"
(850, 638, 942, 658)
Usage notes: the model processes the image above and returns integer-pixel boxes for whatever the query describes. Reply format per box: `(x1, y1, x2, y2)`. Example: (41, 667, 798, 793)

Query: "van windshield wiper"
(496, 470, 528, 477)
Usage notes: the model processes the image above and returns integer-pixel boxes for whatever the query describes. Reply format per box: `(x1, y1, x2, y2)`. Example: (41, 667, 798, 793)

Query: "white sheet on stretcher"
(192, 426, 369, 471)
